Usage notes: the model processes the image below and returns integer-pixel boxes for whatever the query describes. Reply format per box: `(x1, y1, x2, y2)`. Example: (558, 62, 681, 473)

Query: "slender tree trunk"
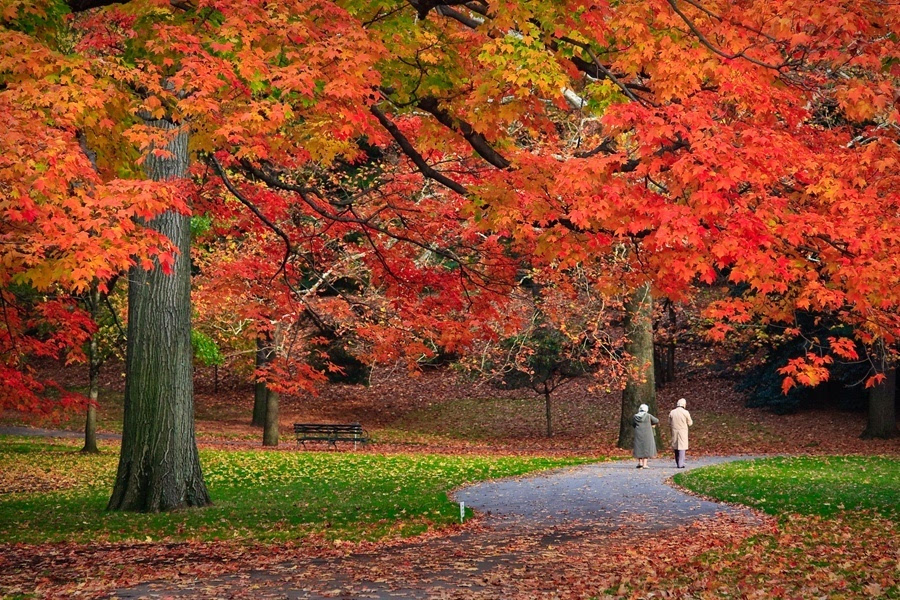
(82, 287, 100, 454)
(107, 120, 211, 512)
(666, 341, 675, 383)
(263, 390, 279, 446)
(618, 283, 660, 450)
(666, 303, 676, 382)
(544, 390, 552, 438)
(861, 367, 898, 439)
(252, 331, 272, 427)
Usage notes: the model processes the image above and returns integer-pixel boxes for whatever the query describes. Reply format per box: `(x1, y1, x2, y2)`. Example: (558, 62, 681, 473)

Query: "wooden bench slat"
(293, 423, 369, 447)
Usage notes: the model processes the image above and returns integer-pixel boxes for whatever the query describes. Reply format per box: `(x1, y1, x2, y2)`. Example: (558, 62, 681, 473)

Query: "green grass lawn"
(666, 456, 900, 599)
(675, 455, 899, 517)
(0, 436, 594, 545)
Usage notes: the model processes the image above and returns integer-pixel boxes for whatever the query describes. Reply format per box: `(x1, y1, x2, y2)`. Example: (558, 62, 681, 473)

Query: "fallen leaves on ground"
(5, 511, 895, 599)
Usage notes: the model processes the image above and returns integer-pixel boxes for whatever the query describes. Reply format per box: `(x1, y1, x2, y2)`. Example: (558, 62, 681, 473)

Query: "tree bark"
(544, 390, 552, 438)
(861, 367, 898, 439)
(618, 283, 660, 450)
(263, 390, 280, 446)
(82, 287, 100, 454)
(252, 331, 272, 427)
(107, 120, 211, 512)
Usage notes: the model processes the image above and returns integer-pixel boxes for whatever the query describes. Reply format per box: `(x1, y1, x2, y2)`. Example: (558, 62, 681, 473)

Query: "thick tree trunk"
(544, 390, 552, 438)
(263, 390, 280, 446)
(252, 331, 272, 427)
(107, 121, 211, 512)
(618, 283, 660, 450)
(82, 287, 100, 454)
(861, 367, 898, 439)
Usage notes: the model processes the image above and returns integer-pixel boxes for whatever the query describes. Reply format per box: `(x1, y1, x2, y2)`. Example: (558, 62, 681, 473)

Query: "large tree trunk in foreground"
(107, 120, 210, 512)
(861, 367, 898, 439)
(618, 283, 660, 450)
(251, 331, 272, 427)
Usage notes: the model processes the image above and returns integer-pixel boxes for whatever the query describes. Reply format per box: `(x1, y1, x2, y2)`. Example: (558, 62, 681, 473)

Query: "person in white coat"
(668, 398, 693, 468)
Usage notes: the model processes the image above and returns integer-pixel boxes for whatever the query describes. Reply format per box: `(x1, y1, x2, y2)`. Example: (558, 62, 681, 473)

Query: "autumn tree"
(78, 281, 125, 453)
(348, 0, 900, 438)
(5, 0, 899, 507)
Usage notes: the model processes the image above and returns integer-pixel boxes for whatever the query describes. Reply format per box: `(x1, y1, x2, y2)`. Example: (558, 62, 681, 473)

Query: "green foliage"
(0, 436, 593, 544)
(191, 330, 224, 367)
(498, 325, 591, 394)
(4, 0, 69, 40)
(675, 456, 900, 517)
(190, 214, 214, 237)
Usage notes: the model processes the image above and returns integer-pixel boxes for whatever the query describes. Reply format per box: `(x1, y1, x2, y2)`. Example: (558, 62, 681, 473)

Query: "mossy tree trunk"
(107, 120, 210, 512)
(617, 283, 660, 450)
(861, 367, 898, 439)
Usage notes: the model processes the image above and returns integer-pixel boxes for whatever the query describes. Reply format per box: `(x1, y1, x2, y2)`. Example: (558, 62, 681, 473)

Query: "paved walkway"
(112, 456, 764, 599)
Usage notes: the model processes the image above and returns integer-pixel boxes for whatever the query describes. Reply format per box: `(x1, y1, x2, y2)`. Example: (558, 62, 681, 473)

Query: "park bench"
(293, 423, 370, 448)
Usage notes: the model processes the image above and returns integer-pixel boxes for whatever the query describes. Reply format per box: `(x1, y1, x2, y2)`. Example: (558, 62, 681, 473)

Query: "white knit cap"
(677, 398, 687, 407)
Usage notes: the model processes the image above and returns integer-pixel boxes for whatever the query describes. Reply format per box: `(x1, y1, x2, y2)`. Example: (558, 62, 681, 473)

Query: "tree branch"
(369, 105, 470, 196)
(417, 96, 512, 169)
(209, 155, 294, 281)
(665, 0, 783, 70)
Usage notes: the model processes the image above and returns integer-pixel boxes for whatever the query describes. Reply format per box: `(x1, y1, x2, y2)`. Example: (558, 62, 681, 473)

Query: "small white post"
(459, 501, 465, 523)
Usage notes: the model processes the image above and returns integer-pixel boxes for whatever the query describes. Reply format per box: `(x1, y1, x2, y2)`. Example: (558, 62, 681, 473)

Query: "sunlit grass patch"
(675, 455, 899, 517)
(688, 411, 785, 450)
(395, 396, 608, 440)
(0, 435, 594, 544)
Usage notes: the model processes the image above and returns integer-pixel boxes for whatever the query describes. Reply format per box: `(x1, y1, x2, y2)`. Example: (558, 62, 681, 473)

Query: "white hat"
(677, 398, 687, 407)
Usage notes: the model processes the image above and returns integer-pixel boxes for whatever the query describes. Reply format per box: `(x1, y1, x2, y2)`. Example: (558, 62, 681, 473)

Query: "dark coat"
(632, 412, 659, 458)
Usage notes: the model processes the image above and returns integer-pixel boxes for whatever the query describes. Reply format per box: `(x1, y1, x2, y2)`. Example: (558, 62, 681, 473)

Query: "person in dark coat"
(632, 403, 659, 468)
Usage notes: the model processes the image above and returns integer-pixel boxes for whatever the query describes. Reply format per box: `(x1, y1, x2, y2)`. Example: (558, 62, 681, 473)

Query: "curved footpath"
(113, 456, 765, 600)
(455, 455, 762, 533)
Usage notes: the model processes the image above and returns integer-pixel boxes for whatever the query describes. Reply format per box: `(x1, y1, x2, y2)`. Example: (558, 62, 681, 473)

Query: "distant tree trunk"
(618, 283, 660, 450)
(666, 303, 676, 383)
(82, 287, 101, 454)
(107, 120, 211, 512)
(861, 367, 898, 439)
(666, 341, 675, 382)
(263, 390, 280, 446)
(653, 303, 677, 388)
(252, 331, 272, 427)
(544, 388, 552, 438)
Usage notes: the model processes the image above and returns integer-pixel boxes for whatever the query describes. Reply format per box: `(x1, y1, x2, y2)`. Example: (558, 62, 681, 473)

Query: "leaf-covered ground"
(1, 364, 898, 599)
(6, 362, 898, 458)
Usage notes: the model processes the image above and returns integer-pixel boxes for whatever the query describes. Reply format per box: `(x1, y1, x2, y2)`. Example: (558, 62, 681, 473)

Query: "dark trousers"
(674, 449, 686, 468)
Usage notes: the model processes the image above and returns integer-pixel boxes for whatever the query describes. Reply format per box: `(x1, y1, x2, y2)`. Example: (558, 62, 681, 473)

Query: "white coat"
(668, 406, 693, 450)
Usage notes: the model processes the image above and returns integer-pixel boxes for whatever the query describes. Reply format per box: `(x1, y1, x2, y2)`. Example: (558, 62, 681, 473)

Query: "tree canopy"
(3, 0, 899, 412)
